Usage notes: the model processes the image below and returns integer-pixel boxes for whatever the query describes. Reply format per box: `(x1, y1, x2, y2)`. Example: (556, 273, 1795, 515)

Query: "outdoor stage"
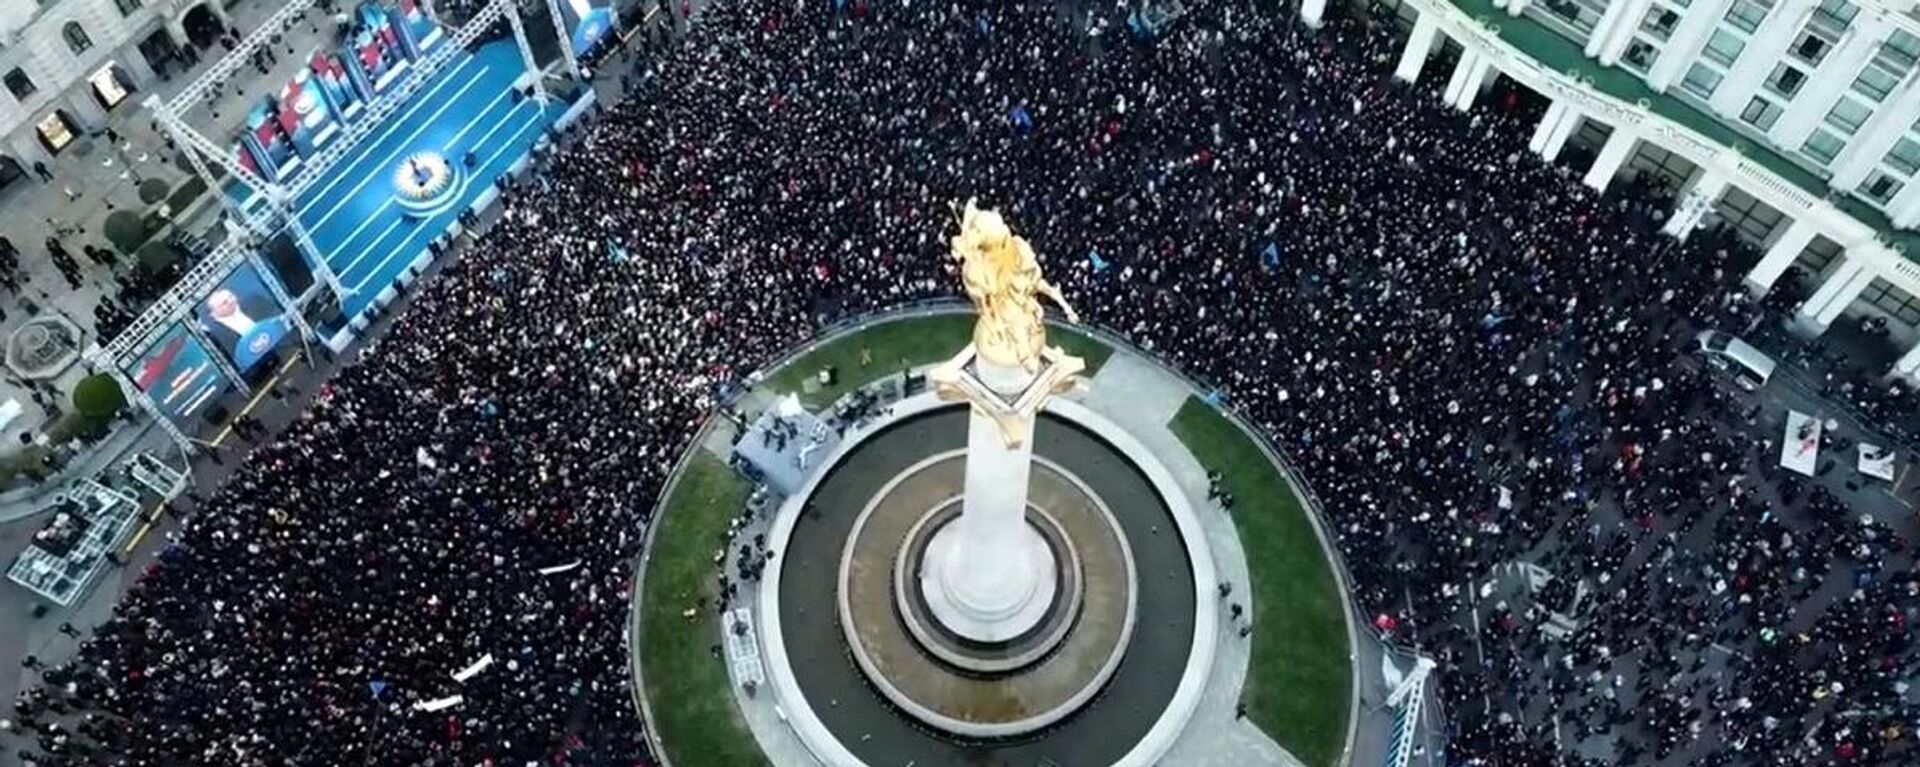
(286, 39, 567, 325)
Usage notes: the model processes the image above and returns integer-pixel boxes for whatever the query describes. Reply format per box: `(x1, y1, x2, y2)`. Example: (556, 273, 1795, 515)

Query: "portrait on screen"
(197, 264, 291, 373)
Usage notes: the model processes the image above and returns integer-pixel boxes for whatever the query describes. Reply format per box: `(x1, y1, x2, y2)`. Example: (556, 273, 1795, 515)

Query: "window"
(3, 68, 33, 101)
(1791, 32, 1831, 65)
(1858, 278, 1920, 327)
(1886, 137, 1920, 175)
(1825, 98, 1871, 134)
(1704, 30, 1747, 66)
(1725, 0, 1769, 32)
(1741, 96, 1784, 129)
(1859, 172, 1906, 204)
(1624, 40, 1660, 71)
(1852, 66, 1898, 102)
(1681, 63, 1725, 96)
(1883, 29, 1920, 70)
(1802, 129, 1846, 164)
(1810, 0, 1858, 32)
(1640, 7, 1680, 39)
(1765, 63, 1807, 98)
(113, 0, 141, 14)
(61, 22, 91, 55)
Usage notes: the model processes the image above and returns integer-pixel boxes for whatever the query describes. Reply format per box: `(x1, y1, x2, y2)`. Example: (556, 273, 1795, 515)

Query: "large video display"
(124, 323, 229, 429)
(196, 263, 292, 374)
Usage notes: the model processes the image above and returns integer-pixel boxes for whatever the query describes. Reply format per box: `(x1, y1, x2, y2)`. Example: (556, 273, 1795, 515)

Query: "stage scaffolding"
(110, 0, 575, 453)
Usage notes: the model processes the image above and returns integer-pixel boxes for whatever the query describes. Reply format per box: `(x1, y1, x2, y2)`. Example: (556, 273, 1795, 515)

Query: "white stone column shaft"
(1530, 99, 1568, 154)
(1830, 79, 1920, 189)
(1746, 219, 1815, 295)
(1707, 0, 1816, 118)
(1795, 255, 1874, 333)
(1596, 0, 1658, 65)
(1891, 340, 1920, 381)
(1443, 50, 1492, 110)
(1771, 21, 1889, 149)
(1583, 128, 1638, 191)
(944, 401, 1042, 613)
(1889, 180, 1920, 229)
(1396, 14, 1440, 83)
(1661, 171, 1729, 238)
(1646, 0, 1734, 90)
(1302, 0, 1327, 29)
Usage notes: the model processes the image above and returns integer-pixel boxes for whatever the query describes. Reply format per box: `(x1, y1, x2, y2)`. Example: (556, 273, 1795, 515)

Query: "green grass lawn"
(764, 313, 1113, 408)
(635, 453, 770, 767)
(1170, 398, 1353, 767)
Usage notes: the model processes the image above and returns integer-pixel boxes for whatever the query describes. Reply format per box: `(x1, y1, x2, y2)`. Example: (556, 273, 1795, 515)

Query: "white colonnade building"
(1331, 0, 1920, 379)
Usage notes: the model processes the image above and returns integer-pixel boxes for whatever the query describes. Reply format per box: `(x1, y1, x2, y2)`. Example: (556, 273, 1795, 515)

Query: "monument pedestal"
(918, 347, 1082, 644)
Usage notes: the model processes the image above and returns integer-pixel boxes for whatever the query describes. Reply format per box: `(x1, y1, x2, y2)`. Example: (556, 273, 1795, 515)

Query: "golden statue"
(934, 200, 1085, 448)
(949, 199, 1080, 372)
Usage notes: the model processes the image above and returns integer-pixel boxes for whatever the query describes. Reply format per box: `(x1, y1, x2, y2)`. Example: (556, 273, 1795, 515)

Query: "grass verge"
(636, 452, 769, 767)
(764, 314, 1113, 408)
(1170, 397, 1353, 767)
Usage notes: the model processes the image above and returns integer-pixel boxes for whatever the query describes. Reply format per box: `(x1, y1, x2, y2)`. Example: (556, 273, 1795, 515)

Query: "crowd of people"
(7, 0, 1919, 764)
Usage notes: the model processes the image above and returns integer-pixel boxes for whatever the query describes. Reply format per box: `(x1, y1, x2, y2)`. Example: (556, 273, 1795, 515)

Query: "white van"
(1694, 330, 1776, 391)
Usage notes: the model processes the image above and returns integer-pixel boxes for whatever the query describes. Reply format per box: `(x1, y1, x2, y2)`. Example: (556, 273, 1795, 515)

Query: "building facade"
(0, 0, 233, 189)
(1330, 0, 1920, 379)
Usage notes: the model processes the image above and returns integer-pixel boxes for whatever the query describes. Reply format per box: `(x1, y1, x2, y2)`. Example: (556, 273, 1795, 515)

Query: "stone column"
(1583, 127, 1638, 191)
(1770, 20, 1889, 149)
(1396, 14, 1440, 84)
(1794, 254, 1874, 335)
(921, 356, 1059, 643)
(1594, 0, 1656, 65)
(1531, 100, 1582, 161)
(1890, 340, 1920, 382)
(1746, 219, 1815, 296)
(1444, 53, 1493, 111)
(1302, 0, 1327, 29)
(1707, 0, 1816, 118)
(1645, 0, 1735, 91)
(1660, 170, 1728, 239)
(1889, 181, 1920, 230)
(1829, 78, 1920, 190)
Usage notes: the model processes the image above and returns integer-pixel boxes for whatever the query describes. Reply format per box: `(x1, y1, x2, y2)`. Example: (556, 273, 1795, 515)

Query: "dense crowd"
(8, 0, 1920, 765)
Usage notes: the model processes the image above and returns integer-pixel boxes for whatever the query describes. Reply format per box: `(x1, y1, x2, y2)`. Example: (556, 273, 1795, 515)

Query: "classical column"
(1443, 50, 1492, 110)
(1890, 182, 1920, 229)
(1829, 78, 1920, 190)
(1583, 127, 1638, 191)
(1646, 0, 1734, 90)
(1532, 101, 1582, 161)
(1302, 0, 1327, 28)
(1707, 0, 1817, 118)
(1452, 54, 1494, 111)
(1661, 170, 1728, 239)
(1771, 20, 1889, 149)
(1746, 219, 1816, 295)
(1794, 254, 1874, 335)
(1595, 0, 1657, 65)
(1891, 340, 1920, 381)
(1396, 14, 1440, 83)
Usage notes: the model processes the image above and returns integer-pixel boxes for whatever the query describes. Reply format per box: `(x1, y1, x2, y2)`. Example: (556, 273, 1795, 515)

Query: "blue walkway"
(292, 40, 564, 321)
